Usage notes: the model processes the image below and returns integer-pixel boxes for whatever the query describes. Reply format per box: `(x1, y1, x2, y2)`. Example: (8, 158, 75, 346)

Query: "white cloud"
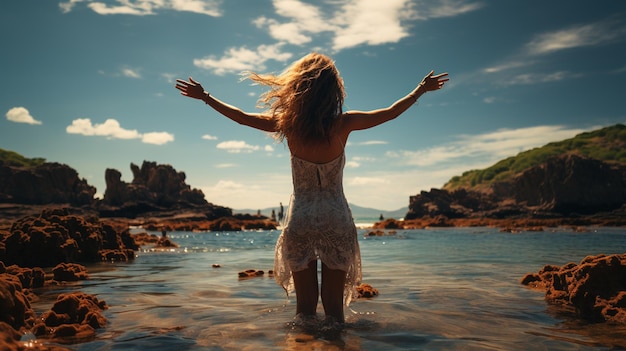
(195, 0, 481, 75)
(394, 125, 589, 168)
(264, 145, 275, 152)
(66, 118, 174, 145)
(215, 163, 238, 168)
(67, 118, 140, 139)
(332, 0, 416, 50)
(142, 131, 175, 145)
(122, 68, 141, 79)
(506, 71, 578, 86)
(345, 160, 360, 168)
(194, 44, 293, 75)
(170, 0, 221, 16)
(526, 20, 626, 56)
(357, 140, 388, 146)
(88, 2, 148, 15)
(480, 18, 626, 89)
(484, 61, 530, 74)
(59, 0, 84, 13)
(353, 156, 376, 162)
(202, 134, 218, 140)
(348, 176, 389, 186)
(6, 107, 42, 125)
(60, 0, 222, 16)
(421, 0, 484, 19)
(216, 140, 261, 153)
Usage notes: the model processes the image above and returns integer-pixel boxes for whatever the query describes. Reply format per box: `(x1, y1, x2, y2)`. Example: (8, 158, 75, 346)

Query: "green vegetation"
(0, 148, 46, 167)
(444, 124, 626, 190)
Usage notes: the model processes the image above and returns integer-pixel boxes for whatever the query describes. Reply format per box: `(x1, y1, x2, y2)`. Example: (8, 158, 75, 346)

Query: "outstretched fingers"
(429, 72, 449, 90)
(175, 77, 205, 99)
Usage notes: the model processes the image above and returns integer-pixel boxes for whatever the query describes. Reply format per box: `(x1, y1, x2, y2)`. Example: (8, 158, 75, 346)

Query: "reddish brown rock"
(356, 283, 379, 298)
(52, 263, 88, 282)
(1, 263, 46, 289)
(0, 208, 136, 267)
(131, 232, 160, 246)
(238, 269, 266, 278)
(521, 253, 626, 324)
(0, 321, 22, 351)
(0, 275, 35, 331)
(35, 292, 107, 341)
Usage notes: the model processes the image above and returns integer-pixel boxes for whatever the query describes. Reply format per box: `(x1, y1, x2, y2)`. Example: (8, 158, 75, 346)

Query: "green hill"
(444, 124, 626, 190)
(0, 148, 46, 167)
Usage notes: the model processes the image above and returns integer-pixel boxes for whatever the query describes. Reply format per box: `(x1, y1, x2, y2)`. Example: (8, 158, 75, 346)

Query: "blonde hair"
(246, 53, 345, 143)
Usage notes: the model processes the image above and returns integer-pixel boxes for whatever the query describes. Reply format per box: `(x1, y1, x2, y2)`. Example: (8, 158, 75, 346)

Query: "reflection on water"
(28, 227, 626, 350)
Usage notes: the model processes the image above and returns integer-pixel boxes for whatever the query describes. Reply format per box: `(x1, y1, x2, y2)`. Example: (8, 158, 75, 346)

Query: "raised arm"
(342, 71, 448, 132)
(175, 77, 276, 132)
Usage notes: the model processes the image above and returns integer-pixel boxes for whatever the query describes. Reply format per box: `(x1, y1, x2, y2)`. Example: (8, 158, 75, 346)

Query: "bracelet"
(202, 92, 211, 104)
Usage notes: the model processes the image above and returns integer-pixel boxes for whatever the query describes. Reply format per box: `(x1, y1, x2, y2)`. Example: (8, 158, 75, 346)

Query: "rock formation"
(102, 161, 206, 207)
(99, 161, 232, 220)
(406, 155, 626, 220)
(513, 154, 626, 214)
(0, 261, 107, 348)
(0, 208, 135, 267)
(0, 161, 95, 206)
(521, 253, 626, 324)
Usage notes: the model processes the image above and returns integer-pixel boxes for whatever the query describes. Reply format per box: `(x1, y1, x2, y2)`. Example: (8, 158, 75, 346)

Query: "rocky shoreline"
(1, 152, 626, 348)
(1, 207, 625, 349)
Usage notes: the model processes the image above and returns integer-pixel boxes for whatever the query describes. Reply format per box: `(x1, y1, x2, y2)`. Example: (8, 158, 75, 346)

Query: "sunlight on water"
(29, 227, 626, 350)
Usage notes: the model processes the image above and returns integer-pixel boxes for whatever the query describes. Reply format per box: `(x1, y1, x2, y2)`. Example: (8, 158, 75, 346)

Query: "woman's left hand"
(420, 71, 449, 92)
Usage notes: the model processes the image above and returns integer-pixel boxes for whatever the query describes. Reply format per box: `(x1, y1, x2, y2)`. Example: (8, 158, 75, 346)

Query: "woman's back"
(286, 129, 348, 164)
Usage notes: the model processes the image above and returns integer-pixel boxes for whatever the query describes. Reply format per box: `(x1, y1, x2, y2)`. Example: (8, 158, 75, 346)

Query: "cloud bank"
(66, 118, 174, 145)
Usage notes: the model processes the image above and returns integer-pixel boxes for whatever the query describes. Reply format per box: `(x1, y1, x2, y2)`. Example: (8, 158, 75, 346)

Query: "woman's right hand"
(175, 77, 207, 100)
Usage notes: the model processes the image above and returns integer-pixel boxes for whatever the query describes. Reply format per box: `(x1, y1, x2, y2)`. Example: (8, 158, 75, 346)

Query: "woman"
(175, 53, 448, 324)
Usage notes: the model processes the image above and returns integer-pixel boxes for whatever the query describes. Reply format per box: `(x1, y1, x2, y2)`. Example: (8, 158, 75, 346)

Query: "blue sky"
(1, 0, 625, 211)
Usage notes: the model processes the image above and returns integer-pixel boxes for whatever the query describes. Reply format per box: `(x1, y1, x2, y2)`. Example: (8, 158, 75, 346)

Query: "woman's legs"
(292, 260, 319, 316)
(292, 260, 347, 322)
(321, 263, 346, 323)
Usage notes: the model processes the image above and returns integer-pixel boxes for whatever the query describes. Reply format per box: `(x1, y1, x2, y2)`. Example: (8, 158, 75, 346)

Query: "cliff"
(0, 161, 96, 206)
(406, 154, 626, 223)
(407, 154, 626, 220)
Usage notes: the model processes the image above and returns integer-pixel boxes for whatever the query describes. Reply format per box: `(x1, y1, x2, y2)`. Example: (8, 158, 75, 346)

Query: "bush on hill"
(445, 124, 626, 190)
(0, 148, 46, 167)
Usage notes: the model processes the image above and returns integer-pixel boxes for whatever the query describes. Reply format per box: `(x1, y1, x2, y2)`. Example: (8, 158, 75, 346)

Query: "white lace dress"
(274, 152, 362, 306)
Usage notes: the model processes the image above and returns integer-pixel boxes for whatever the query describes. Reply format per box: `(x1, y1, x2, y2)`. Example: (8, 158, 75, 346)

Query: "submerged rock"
(356, 283, 379, 298)
(521, 253, 626, 324)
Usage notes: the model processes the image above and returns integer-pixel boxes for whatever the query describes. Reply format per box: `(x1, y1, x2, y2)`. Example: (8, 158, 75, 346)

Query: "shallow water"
(31, 227, 626, 350)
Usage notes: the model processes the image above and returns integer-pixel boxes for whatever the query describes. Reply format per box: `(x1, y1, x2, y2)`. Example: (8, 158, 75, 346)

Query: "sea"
(28, 223, 626, 350)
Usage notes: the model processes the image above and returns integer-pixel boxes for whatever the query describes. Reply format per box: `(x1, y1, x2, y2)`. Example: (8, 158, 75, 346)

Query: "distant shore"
(1, 203, 624, 232)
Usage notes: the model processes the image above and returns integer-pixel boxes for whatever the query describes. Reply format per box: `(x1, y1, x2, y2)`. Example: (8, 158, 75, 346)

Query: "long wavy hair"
(246, 53, 345, 143)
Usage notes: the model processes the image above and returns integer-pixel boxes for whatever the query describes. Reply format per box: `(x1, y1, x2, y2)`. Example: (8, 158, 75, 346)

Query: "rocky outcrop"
(0, 208, 135, 267)
(0, 161, 95, 206)
(102, 161, 207, 208)
(406, 155, 626, 221)
(0, 261, 106, 347)
(514, 154, 626, 214)
(521, 253, 626, 324)
(99, 161, 232, 220)
(35, 292, 107, 340)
